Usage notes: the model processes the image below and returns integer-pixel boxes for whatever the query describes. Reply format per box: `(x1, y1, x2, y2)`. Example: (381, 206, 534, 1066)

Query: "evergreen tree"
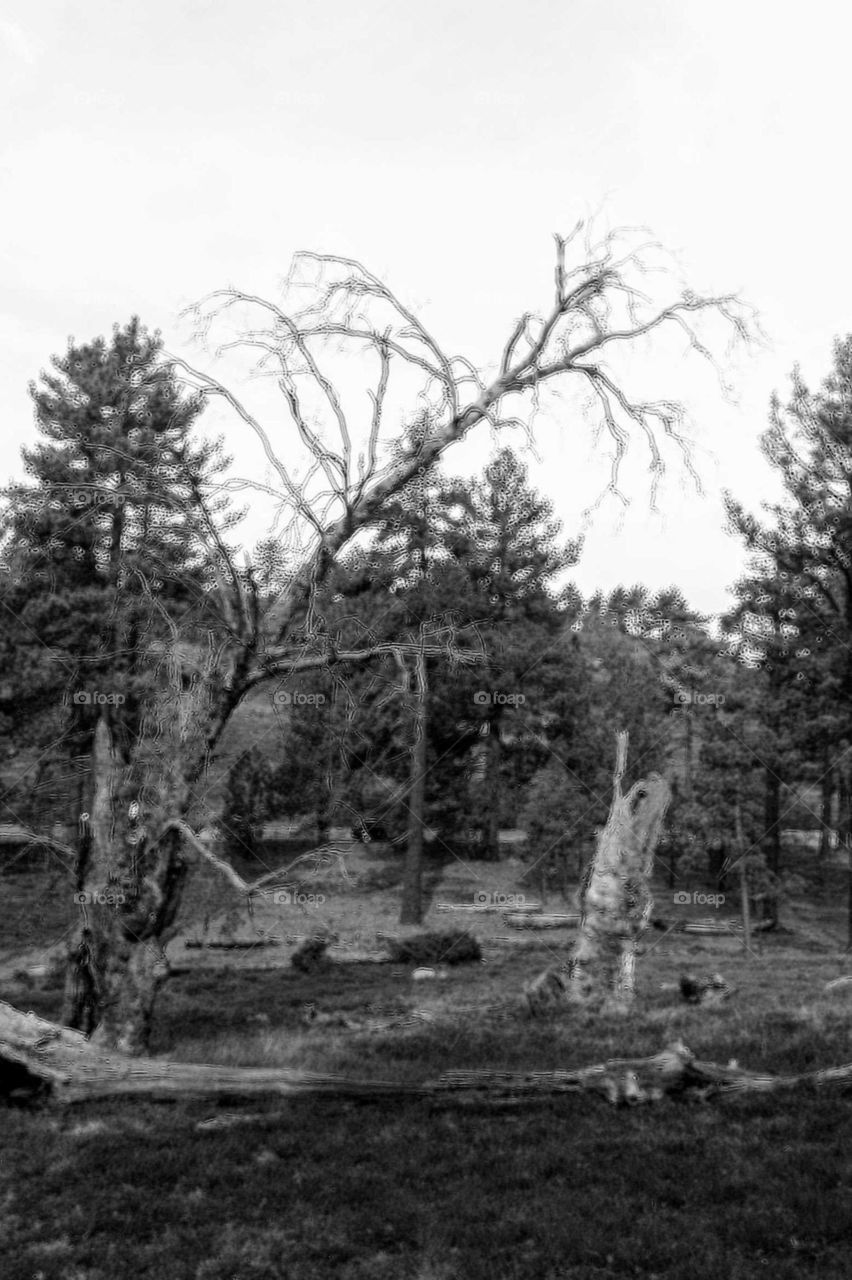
(220, 746, 282, 863)
(0, 318, 234, 828)
(442, 446, 577, 858)
(725, 337, 852, 929)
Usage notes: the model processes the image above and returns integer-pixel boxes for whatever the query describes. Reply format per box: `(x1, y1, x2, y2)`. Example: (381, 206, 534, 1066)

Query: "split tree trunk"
(526, 732, 670, 1012)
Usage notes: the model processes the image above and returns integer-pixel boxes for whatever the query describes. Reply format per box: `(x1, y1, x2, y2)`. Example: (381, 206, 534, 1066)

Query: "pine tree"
(0, 318, 234, 867)
(220, 747, 281, 864)
(448, 447, 577, 858)
(725, 337, 852, 932)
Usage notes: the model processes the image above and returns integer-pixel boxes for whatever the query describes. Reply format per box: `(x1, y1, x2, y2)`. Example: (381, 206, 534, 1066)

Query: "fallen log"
(184, 938, 282, 950)
(489, 936, 547, 948)
(0, 1001, 410, 1105)
(504, 912, 579, 930)
(681, 919, 741, 936)
(4, 1001, 852, 1109)
(653, 917, 776, 936)
(437, 901, 543, 915)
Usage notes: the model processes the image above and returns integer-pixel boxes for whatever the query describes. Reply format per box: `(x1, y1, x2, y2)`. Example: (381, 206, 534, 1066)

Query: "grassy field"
(2, 846, 852, 1279)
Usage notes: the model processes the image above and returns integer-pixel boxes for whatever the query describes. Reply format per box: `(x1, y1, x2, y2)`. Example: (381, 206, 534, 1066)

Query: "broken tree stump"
(526, 731, 671, 1012)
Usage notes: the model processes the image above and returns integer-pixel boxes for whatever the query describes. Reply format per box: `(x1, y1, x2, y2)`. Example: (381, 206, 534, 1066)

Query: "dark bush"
(386, 929, 481, 967)
(290, 937, 331, 974)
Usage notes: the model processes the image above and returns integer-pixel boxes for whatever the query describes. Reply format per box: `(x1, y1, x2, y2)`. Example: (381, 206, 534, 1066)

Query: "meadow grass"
(3, 858, 852, 1277)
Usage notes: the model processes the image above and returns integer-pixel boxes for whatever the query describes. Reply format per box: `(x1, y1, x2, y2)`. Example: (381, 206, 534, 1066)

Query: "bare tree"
(11, 223, 755, 1055)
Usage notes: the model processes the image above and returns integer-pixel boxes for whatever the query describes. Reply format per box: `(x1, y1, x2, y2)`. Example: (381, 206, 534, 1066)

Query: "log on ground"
(4, 1001, 852, 1109)
(504, 913, 579, 930)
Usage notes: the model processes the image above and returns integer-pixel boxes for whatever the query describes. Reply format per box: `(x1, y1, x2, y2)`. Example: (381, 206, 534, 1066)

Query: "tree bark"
(526, 732, 670, 1012)
(839, 769, 852, 848)
(761, 765, 780, 927)
(400, 649, 428, 924)
(708, 843, 729, 894)
(818, 759, 833, 886)
(848, 833, 852, 953)
(482, 708, 502, 861)
(735, 802, 753, 956)
(61, 715, 189, 1054)
(315, 689, 335, 844)
(837, 767, 852, 952)
(62, 761, 95, 1028)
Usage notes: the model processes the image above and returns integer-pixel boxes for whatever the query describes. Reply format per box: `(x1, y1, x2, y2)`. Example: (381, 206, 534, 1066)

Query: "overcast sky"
(2, 0, 851, 618)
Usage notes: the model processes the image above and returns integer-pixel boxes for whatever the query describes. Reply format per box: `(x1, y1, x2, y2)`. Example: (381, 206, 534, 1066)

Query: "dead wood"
(437, 902, 543, 915)
(4, 1002, 852, 1109)
(526, 731, 671, 1010)
(184, 938, 282, 950)
(504, 912, 579, 930)
(651, 917, 776, 936)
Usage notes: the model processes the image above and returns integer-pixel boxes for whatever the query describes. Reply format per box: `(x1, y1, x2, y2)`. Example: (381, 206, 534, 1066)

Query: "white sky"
(3, 0, 851, 618)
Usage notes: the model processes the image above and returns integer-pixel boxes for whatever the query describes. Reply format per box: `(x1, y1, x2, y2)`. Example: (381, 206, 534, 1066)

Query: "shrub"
(290, 937, 331, 974)
(386, 929, 481, 966)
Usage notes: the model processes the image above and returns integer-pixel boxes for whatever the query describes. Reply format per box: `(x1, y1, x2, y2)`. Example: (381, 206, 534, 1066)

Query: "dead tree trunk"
(526, 732, 670, 1012)
(839, 767, 852, 952)
(62, 715, 189, 1054)
(482, 708, 502, 861)
(400, 648, 428, 925)
(818, 758, 833, 886)
(761, 765, 780, 928)
(735, 801, 753, 956)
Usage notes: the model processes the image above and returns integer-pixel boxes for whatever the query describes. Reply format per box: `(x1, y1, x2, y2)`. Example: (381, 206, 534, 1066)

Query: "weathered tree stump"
(526, 732, 670, 1012)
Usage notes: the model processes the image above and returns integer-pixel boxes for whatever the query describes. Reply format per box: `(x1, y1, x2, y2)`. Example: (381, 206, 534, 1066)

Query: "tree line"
(4, 319, 852, 942)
